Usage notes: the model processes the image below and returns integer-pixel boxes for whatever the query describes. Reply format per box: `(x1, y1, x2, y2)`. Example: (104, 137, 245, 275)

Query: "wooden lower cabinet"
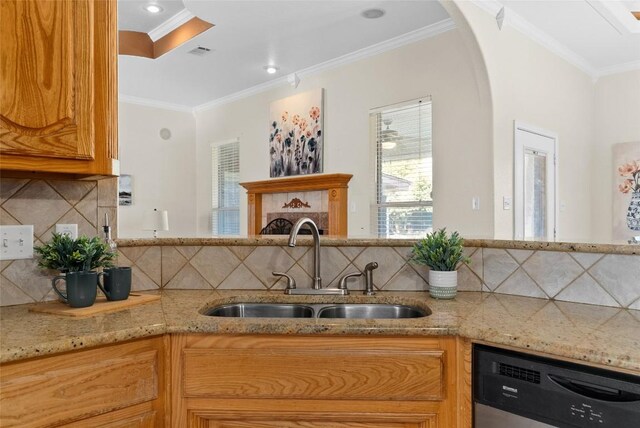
(0, 337, 166, 428)
(171, 335, 471, 428)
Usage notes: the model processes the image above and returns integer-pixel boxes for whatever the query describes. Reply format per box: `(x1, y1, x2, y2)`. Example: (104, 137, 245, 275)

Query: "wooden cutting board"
(28, 293, 161, 317)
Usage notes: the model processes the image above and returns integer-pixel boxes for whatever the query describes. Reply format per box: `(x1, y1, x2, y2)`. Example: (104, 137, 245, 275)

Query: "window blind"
(371, 97, 433, 238)
(212, 140, 240, 235)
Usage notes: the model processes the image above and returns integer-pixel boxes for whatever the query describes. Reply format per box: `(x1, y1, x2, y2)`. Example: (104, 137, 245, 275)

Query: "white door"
(514, 122, 557, 241)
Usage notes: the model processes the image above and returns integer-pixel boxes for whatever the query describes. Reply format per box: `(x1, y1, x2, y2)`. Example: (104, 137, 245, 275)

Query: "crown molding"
(148, 8, 195, 42)
(470, 0, 598, 79)
(597, 60, 640, 78)
(193, 18, 456, 113)
(118, 94, 194, 113)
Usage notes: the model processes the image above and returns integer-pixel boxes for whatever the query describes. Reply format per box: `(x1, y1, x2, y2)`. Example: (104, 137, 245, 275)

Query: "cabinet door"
(0, 0, 94, 160)
(189, 411, 437, 428)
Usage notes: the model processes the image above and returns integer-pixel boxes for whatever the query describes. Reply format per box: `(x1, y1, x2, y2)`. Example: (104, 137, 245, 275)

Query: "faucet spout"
(288, 217, 322, 289)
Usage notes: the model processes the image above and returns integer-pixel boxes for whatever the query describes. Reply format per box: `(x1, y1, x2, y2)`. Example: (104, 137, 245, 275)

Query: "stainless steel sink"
(205, 303, 314, 318)
(317, 304, 427, 319)
(204, 302, 428, 319)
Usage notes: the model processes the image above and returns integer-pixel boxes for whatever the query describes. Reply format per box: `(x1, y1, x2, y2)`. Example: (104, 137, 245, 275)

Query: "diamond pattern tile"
(589, 255, 640, 307)
(3, 181, 71, 237)
(522, 251, 583, 297)
(228, 246, 256, 261)
(40, 209, 97, 243)
(2, 258, 52, 301)
(165, 264, 212, 289)
(272, 263, 313, 290)
(299, 247, 350, 286)
(190, 247, 241, 287)
(457, 264, 482, 291)
(161, 247, 188, 286)
(468, 248, 483, 280)
(569, 252, 604, 270)
(135, 246, 161, 286)
(218, 264, 265, 290)
(338, 246, 366, 261)
(75, 187, 98, 227)
(176, 246, 202, 260)
(555, 273, 619, 307)
(494, 268, 546, 298)
(0, 178, 28, 204)
(0, 275, 35, 306)
(382, 264, 428, 291)
(353, 247, 405, 287)
(282, 245, 309, 261)
(506, 249, 534, 264)
(482, 249, 519, 290)
(48, 180, 95, 205)
(244, 246, 295, 287)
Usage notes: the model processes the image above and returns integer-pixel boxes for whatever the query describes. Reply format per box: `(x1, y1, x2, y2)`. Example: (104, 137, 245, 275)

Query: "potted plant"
(35, 233, 116, 308)
(410, 228, 470, 299)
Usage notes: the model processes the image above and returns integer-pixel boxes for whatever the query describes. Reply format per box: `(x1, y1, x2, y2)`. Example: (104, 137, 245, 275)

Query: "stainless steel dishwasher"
(474, 344, 640, 427)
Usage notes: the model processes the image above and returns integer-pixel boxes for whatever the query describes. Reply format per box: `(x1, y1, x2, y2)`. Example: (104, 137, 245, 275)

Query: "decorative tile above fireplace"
(240, 174, 352, 236)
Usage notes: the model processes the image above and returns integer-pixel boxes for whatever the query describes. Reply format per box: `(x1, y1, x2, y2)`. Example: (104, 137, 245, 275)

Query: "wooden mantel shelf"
(240, 173, 353, 237)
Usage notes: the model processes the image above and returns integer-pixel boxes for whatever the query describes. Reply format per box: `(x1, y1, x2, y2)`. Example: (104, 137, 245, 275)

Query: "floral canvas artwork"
(612, 142, 640, 242)
(269, 89, 323, 177)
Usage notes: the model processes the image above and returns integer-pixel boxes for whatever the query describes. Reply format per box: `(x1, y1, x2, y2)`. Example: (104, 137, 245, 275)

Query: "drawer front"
(183, 347, 444, 401)
(0, 339, 160, 428)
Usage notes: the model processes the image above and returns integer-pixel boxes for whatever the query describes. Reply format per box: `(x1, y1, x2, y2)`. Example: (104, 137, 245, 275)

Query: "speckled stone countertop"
(116, 237, 640, 255)
(1, 291, 639, 372)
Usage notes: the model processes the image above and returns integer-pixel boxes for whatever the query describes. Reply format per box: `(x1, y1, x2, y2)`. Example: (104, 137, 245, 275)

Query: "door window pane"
(524, 149, 547, 240)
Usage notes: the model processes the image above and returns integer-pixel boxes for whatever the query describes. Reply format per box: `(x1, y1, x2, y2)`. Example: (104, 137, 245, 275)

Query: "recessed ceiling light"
(361, 8, 385, 19)
(264, 65, 279, 74)
(144, 3, 163, 14)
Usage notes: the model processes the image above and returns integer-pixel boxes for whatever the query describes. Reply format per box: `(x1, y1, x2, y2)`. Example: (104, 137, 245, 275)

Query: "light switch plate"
(503, 196, 512, 210)
(0, 225, 34, 260)
(472, 197, 480, 211)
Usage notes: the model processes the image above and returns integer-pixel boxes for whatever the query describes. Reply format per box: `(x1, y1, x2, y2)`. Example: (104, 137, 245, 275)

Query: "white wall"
(453, 1, 597, 243)
(118, 102, 198, 237)
(194, 31, 494, 238)
(592, 70, 640, 243)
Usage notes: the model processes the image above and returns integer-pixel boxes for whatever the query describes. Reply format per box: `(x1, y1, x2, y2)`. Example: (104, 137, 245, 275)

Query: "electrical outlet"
(56, 224, 78, 239)
(0, 225, 34, 260)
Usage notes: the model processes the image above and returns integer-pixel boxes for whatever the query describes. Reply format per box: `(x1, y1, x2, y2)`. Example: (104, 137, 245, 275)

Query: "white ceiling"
(118, 0, 186, 33)
(118, 1, 450, 108)
(501, 0, 640, 73)
(118, 0, 640, 109)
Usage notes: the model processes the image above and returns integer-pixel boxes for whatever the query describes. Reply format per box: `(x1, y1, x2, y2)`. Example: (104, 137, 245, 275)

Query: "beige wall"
(194, 31, 494, 238)
(592, 70, 640, 243)
(453, 1, 596, 243)
(118, 102, 198, 238)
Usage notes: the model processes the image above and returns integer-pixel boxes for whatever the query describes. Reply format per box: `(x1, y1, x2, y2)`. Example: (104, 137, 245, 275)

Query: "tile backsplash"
(0, 177, 118, 306)
(1, 176, 638, 311)
(8, 242, 633, 310)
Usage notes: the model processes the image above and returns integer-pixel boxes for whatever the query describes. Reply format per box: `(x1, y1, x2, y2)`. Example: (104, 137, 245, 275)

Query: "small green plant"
(35, 233, 116, 273)
(410, 228, 470, 271)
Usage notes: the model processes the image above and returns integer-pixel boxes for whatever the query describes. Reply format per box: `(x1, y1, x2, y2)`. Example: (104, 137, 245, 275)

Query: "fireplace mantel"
(240, 173, 353, 236)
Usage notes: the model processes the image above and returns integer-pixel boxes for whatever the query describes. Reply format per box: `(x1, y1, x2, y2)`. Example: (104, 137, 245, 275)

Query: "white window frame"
(514, 121, 558, 241)
(211, 138, 240, 236)
(370, 97, 433, 239)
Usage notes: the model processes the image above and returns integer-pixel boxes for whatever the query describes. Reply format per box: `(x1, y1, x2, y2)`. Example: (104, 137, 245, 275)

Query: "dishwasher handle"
(548, 374, 640, 403)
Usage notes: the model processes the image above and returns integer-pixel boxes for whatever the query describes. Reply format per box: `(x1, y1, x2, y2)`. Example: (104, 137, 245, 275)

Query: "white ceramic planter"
(428, 270, 457, 299)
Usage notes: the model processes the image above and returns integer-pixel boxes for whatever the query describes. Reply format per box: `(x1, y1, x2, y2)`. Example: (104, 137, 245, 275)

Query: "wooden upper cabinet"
(0, 0, 118, 177)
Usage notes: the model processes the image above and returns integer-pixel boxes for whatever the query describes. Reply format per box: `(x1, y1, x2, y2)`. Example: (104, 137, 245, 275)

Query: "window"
(212, 140, 240, 235)
(371, 97, 433, 238)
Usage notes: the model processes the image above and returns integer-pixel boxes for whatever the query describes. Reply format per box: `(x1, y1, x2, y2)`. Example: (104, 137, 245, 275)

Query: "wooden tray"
(28, 293, 161, 317)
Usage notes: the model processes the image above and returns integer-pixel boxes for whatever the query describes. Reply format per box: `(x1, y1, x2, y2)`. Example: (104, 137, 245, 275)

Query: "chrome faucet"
(273, 217, 351, 295)
(288, 217, 322, 289)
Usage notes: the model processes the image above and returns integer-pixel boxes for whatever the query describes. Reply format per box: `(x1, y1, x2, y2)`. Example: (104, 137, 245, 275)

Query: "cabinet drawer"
(182, 337, 444, 401)
(0, 339, 160, 428)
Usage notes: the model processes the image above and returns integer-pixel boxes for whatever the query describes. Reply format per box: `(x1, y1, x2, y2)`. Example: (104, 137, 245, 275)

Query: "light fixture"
(264, 65, 279, 74)
(143, 3, 163, 14)
(381, 119, 398, 150)
(143, 208, 169, 238)
(361, 8, 385, 19)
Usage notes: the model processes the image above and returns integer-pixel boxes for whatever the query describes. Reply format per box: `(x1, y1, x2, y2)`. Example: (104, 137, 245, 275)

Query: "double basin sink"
(204, 303, 429, 319)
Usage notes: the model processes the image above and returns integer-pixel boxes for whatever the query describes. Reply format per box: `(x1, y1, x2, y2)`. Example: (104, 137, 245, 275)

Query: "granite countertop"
(1, 290, 639, 373)
(115, 237, 640, 255)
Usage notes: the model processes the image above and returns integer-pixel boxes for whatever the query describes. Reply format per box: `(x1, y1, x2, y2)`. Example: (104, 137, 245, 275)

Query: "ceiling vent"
(187, 46, 213, 56)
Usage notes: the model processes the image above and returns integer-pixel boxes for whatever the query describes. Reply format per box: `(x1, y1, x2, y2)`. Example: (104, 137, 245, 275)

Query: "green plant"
(35, 233, 116, 273)
(410, 228, 470, 271)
